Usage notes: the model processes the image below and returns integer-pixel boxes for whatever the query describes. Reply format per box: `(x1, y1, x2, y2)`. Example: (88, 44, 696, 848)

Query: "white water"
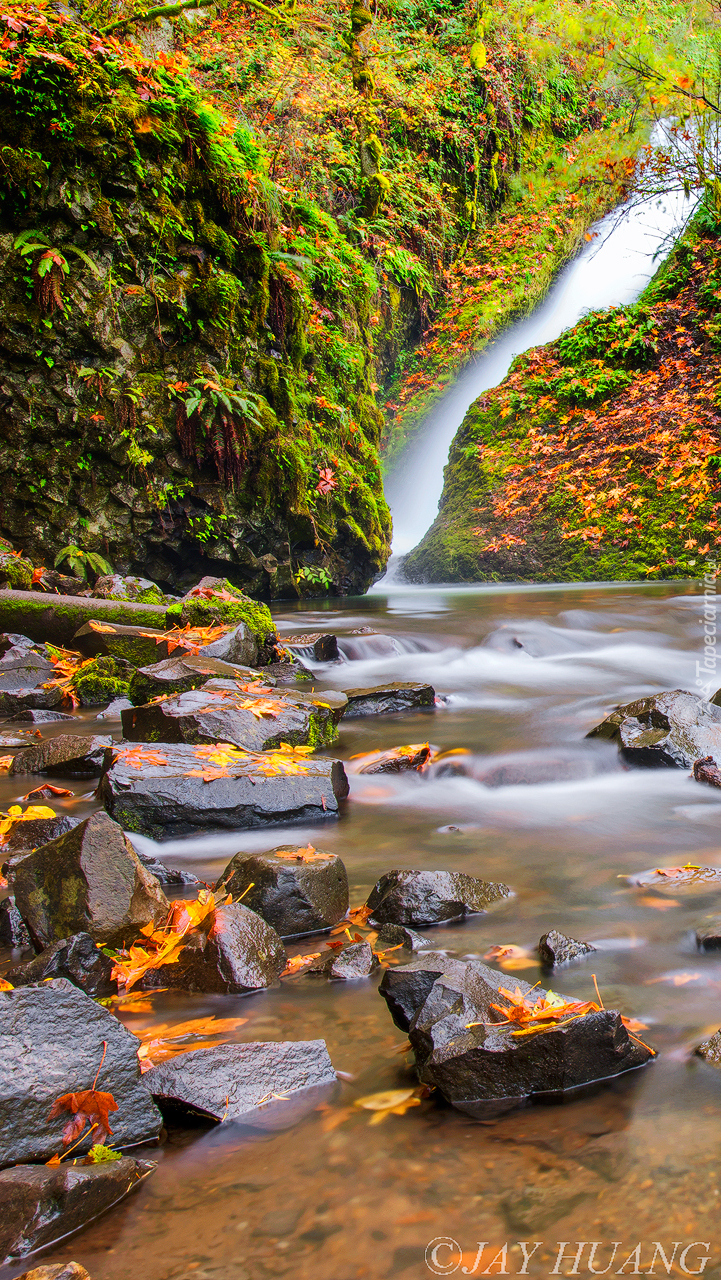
(382, 182, 694, 564)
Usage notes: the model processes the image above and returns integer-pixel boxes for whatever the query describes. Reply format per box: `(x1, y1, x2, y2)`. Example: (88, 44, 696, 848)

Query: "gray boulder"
(8, 709, 75, 723)
(283, 633, 340, 663)
(128, 654, 263, 706)
(122, 679, 346, 752)
(381, 957, 654, 1117)
(326, 940, 378, 980)
(538, 930, 596, 968)
(0, 978, 162, 1166)
(0, 896, 31, 949)
(9, 811, 168, 950)
(343, 682, 436, 718)
(216, 846, 349, 937)
(375, 921, 435, 951)
(366, 869, 512, 927)
(99, 742, 349, 839)
(0, 686, 64, 715)
(9, 734, 112, 777)
(137, 902, 286, 994)
(196, 620, 258, 668)
(5, 933, 116, 997)
(145, 1039, 336, 1123)
(379, 954, 466, 1031)
(587, 690, 721, 768)
(96, 697, 134, 719)
(0, 1157, 155, 1264)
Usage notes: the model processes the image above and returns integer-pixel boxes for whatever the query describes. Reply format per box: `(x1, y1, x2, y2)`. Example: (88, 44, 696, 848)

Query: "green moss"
(171, 581, 275, 640)
(72, 656, 133, 707)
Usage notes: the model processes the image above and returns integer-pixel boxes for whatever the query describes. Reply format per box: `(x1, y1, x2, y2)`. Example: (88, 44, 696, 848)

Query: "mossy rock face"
(0, 552, 33, 591)
(71, 656, 134, 707)
(92, 575, 169, 606)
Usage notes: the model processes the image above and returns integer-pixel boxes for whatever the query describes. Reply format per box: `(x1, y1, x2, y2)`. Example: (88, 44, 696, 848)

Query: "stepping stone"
(366, 868, 512, 927)
(343, 682, 435, 717)
(123, 680, 347, 752)
(128, 655, 264, 705)
(145, 1039, 336, 1123)
(99, 742, 350, 838)
(9, 734, 112, 777)
(538, 930, 596, 967)
(0, 978, 162, 1166)
(587, 689, 721, 768)
(7, 709, 75, 723)
(5, 933, 116, 997)
(135, 901, 286, 994)
(217, 845, 349, 937)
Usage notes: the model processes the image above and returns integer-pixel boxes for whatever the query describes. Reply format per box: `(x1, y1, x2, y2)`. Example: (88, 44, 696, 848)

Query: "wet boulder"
(5, 933, 116, 996)
(145, 1039, 336, 1123)
(165, 578, 277, 657)
(9, 734, 112, 777)
(0, 896, 31, 949)
(96, 697, 133, 720)
(8, 709, 75, 723)
(0, 550, 34, 592)
(216, 846, 349, 937)
(283, 633, 340, 663)
(343, 682, 436, 718)
(0, 633, 36, 657)
(352, 743, 432, 775)
(0, 646, 53, 690)
(695, 1029, 721, 1067)
(137, 903, 286, 994)
(587, 690, 721, 768)
(382, 958, 654, 1117)
(73, 620, 184, 668)
(693, 756, 721, 788)
(70, 656, 133, 708)
(0, 978, 162, 1166)
(379, 954, 467, 1031)
(123, 680, 347, 753)
(538, 930, 596, 968)
(195, 620, 258, 668)
(366, 869, 512, 927)
(99, 742, 349, 839)
(91, 574, 166, 605)
(694, 915, 721, 951)
(9, 811, 168, 950)
(0, 686, 64, 715)
(0, 1157, 155, 1264)
(127, 654, 261, 706)
(375, 922, 434, 951)
(326, 940, 378, 980)
(1, 815, 79, 856)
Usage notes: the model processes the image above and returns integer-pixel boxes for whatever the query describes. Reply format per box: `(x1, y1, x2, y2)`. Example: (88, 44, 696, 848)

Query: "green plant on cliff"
(54, 546, 113, 581)
(14, 230, 100, 314)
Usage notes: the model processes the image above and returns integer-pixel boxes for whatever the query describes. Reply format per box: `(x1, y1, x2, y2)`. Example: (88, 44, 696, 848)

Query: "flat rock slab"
(366, 868, 512, 926)
(1, 815, 79, 855)
(145, 1039, 336, 1123)
(623, 865, 721, 892)
(343, 682, 435, 718)
(0, 978, 162, 1166)
(380, 958, 654, 1117)
(8, 709, 76, 723)
(9, 735, 112, 777)
(5, 933, 116, 997)
(0, 687, 64, 715)
(136, 902, 286, 994)
(0, 647, 54, 691)
(0, 589, 166, 648)
(9, 812, 168, 950)
(587, 690, 721, 768)
(73, 621, 189, 668)
(128, 655, 263, 706)
(0, 1156, 155, 1263)
(538, 930, 596, 967)
(123, 680, 347, 753)
(217, 846, 349, 937)
(99, 743, 350, 839)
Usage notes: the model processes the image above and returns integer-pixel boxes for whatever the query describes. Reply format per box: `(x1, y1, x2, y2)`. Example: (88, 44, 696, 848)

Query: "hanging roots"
(117, 396, 136, 433)
(33, 260, 64, 314)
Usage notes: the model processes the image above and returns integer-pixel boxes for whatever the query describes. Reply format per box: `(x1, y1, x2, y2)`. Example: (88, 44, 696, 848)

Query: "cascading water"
(381, 176, 693, 571)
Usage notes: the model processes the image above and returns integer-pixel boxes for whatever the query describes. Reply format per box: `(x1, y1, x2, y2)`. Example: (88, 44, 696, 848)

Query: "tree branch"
(101, 0, 289, 34)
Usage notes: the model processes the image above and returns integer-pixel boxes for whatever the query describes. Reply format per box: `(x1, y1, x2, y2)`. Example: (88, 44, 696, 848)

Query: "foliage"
(54, 545, 113, 580)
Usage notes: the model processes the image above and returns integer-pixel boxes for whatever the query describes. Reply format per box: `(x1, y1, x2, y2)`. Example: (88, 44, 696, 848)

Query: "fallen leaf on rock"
(654, 864, 701, 878)
(137, 1015, 249, 1068)
(281, 952, 321, 976)
(88, 621, 117, 633)
(621, 1016, 649, 1032)
(354, 1087, 426, 1124)
(0, 756, 13, 770)
(48, 1042, 118, 1148)
(330, 904, 373, 935)
(112, 888, 230, 990)
(0, 978, 14, 990)
(0, 803, 56, 837)
(275, 844, 333, 863)
(236, 696, 287, 719)
(22, 784, 74, 800)
(117, 746, 169, 769)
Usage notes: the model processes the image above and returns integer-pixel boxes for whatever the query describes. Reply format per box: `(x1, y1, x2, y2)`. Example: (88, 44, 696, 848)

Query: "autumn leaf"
(281, 952, 321, 976)
(88, 621, 117, 633)
(274, 844, 333, 863)
(0, 756, 13, 770)
(354, 1087, 426, 1125)
(137, 1015, 249, 1068)
(0, 804, 57, 838)
(22, 785, 74, 800)
(47, 1041, 118, 1147)
(483, 943, 534, 970)
(0, 978, 13, 991)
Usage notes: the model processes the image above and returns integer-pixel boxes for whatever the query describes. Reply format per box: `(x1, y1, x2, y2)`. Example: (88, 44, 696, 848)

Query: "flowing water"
(4, 581, 721, 1280)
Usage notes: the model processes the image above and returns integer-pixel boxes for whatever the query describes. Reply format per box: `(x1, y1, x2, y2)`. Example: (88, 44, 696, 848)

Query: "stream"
(3, 581, 721, 1280)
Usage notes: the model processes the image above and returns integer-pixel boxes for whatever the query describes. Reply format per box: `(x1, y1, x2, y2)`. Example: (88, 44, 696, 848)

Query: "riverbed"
(3, 579, 721, 1280)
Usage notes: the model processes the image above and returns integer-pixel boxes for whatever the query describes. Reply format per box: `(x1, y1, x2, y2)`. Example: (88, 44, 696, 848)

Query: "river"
(4, 579, 721, 1280)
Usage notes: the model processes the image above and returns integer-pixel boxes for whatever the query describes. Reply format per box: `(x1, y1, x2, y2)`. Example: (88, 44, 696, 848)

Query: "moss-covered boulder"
(91, 575, 170, 606)
(0, 551, 33, 592)
(166, 578, 276, 652)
